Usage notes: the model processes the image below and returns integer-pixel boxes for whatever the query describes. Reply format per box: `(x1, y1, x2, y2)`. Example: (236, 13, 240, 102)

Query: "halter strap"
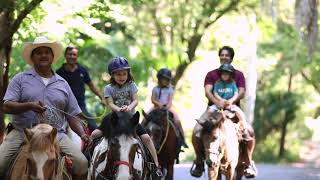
(113, 160, 132, 171)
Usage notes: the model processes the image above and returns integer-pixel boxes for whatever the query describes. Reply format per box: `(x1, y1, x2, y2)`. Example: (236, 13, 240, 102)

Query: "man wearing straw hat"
(0, 36, 90, 179)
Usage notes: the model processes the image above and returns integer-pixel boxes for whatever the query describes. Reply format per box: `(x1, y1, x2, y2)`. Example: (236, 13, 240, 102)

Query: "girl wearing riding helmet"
(90, 57, 162, 176)
(151, 68, 188, 148)
(208, 63, 250, 140)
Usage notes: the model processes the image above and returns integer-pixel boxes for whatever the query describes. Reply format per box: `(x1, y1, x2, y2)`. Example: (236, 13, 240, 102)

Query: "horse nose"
(213, 134, 218, 140)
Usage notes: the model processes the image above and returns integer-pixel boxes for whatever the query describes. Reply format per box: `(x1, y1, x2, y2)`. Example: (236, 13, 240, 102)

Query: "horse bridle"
(146, 109, 172, 154)
(94, 138, 136, 180)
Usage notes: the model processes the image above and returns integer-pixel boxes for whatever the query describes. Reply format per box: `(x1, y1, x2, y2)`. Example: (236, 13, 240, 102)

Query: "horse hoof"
(206, 159, 213, 168)
(190, 162, 204, 177)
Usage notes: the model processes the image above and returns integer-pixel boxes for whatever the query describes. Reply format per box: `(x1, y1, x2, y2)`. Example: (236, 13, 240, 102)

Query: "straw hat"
(22, 36, 62, 65)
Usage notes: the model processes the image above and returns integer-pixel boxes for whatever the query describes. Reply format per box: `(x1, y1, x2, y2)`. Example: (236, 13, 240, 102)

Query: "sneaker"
(155, 167, 163, 177)
(190, 161, 204, 177)
(244, 161, 257, 178)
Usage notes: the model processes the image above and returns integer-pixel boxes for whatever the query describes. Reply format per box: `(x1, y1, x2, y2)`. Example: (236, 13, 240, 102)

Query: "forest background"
(0, 0, 319, 163)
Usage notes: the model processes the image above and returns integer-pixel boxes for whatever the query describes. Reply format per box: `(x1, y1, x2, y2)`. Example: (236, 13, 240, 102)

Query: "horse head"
(198, 111, 226, 168)
(142, 108, 169, 150)
(23, 124, 59, 180)
(198, 111, 224, 135)
(200, 110, 240, 179)
(91, 111, 143, 180)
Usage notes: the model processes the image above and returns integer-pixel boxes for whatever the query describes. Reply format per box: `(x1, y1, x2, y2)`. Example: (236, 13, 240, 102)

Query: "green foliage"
(254, 7, 318, 162)
(254, 91, 303, 141)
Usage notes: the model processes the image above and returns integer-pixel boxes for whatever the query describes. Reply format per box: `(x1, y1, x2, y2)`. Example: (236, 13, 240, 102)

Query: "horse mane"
(104, 111, 139, 139)
(146, 108, 167, 126)
(27, 124, 59, 152)
(201, 111, 225, 132)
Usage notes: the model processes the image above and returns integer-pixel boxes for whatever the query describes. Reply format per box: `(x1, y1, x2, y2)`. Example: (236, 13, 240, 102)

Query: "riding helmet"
(157, 68, 172, 80)
(108, 56, 131, 74)
(218, 63, 235, 74)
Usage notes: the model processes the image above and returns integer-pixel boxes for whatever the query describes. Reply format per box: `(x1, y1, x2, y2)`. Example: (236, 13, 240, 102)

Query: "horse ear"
(24, 128, 34, 142)
(131, 111, 140, 125)
(48, 128, 57, 143)
(111, 112, 119, 126)
(142, 110, 148, 119)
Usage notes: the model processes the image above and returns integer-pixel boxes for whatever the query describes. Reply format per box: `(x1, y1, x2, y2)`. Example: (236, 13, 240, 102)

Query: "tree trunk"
(295, 0, 318, 62)
(278, 73, 293, 157)
(0, 0, 43, 143)
(279, 117, 288, 157)
(172, 33, 202, 86)
(244, 15, 258, 125)
(0, 2, 14, 143)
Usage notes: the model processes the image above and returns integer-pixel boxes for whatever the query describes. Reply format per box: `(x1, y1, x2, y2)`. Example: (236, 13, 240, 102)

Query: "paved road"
(173, 164, 320, 180)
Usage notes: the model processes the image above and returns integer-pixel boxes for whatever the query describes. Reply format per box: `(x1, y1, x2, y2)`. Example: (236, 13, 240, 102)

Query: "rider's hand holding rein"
(30, 101, 46, 113)
(3, 100, 46, 114)
(81, 134, 93, 147)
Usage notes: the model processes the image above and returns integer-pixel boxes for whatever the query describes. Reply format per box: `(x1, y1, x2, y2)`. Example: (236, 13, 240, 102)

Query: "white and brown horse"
(89, 111, 148, 180)
(8, 124, 63, 180)
(199, 111, 240, 180)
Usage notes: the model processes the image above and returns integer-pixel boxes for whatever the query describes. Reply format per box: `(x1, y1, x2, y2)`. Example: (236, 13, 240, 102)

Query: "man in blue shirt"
(57, 46, 104, 132)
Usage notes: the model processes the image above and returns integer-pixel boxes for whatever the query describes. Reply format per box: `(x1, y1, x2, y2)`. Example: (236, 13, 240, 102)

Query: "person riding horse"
(190, 46, 257, 178)
(0, 36, 91, 180)
(150, 68, 188, 149)
(90, 56, 163, 177)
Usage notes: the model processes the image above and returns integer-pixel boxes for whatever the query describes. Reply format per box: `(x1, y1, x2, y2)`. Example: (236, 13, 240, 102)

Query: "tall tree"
(111, 0, 256, 86)
(0, 0, 43, 143)
(295, 0, 318, 62)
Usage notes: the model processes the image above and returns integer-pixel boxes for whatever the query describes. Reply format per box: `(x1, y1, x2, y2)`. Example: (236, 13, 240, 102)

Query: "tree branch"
(301, 70, 320, 94)
(172, 0, 242, 86)
(150, 5, 165, 45)
(10, 0, 43, 35)
(204, 0, 240, 28)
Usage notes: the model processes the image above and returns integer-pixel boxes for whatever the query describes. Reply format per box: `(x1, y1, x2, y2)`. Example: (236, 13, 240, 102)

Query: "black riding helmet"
(218, 63, 235, 75)
(108, 56, 131, 74)
(157, 68, 172, 80)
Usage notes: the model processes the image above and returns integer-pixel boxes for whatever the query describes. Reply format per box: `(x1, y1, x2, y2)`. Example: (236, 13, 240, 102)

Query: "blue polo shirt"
(56, 64, 91, 107)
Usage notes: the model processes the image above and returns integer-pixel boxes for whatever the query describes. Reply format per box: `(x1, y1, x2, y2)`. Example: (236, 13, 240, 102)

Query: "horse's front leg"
(207, 166, 219, 180)
(226, 165, 237, 180)
(165, 160, 174, 180)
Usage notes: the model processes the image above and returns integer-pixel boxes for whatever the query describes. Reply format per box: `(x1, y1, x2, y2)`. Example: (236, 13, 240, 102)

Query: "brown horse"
(89, 111, 149, 180)
(198, 111, 239, 180)
(142, 108, 177, 180)
(8, 124, 63, 180)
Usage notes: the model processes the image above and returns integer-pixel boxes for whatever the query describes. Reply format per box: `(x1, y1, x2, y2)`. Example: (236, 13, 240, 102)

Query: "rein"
(157, 110, 172, 154)
(36, 105, 88, 127)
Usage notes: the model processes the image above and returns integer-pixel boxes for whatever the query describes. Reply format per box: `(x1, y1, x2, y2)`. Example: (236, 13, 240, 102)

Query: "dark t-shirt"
(204, 68, 245, 106)
(56, 63, 91, 107)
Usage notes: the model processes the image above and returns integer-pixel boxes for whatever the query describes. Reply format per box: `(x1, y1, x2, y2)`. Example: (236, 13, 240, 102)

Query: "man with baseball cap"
(0, 36, 90, 179)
